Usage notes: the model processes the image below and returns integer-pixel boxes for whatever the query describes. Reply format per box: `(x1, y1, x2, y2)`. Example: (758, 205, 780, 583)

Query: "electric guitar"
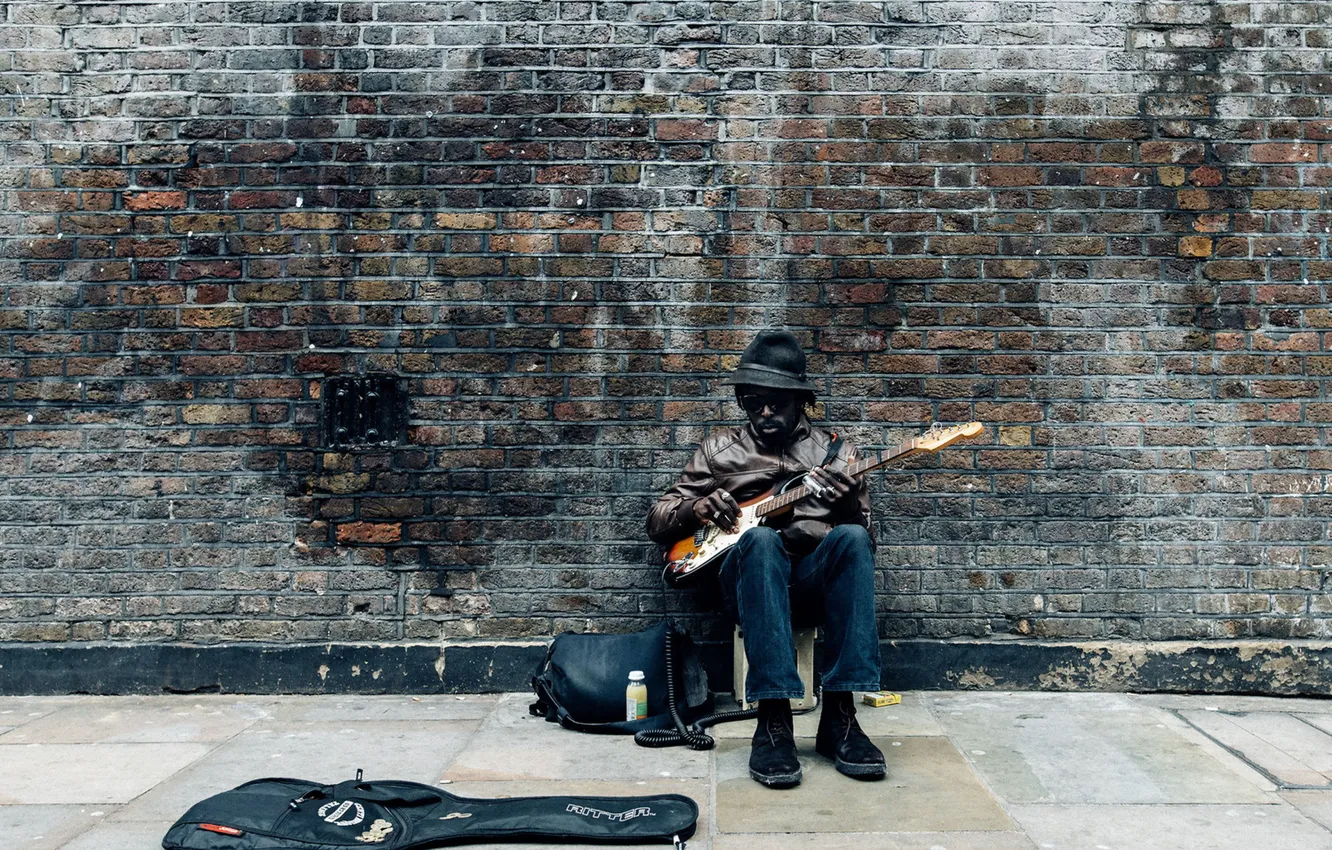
(663, 421, 985, 586)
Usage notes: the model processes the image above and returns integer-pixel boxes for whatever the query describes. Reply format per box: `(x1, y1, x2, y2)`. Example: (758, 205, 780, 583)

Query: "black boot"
(815, 691, 886, 779)
(749, 699, 802, 788)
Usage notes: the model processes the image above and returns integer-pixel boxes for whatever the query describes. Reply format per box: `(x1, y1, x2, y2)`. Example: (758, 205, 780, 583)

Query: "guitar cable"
(633, 570, 819, 751)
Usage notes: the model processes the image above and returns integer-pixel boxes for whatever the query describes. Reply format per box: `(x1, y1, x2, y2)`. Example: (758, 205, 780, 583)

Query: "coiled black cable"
(633, 620, 818, 750)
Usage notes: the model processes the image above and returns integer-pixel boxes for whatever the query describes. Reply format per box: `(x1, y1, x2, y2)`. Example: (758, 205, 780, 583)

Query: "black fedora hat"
(722, 329, 813, 391)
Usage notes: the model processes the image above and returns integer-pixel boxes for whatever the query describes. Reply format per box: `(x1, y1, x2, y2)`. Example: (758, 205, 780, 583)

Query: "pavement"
(3, 691, 1332, 850)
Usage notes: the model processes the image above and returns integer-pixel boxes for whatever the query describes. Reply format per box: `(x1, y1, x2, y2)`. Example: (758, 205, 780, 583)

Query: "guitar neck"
(753, 435, 924, 518)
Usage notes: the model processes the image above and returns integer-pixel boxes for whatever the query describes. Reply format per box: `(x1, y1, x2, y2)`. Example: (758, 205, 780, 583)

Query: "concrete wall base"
(3, 639, 1330, 696)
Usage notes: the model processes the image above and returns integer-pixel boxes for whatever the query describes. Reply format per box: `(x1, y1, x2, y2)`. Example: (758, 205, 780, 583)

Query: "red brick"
(121, 284, 185, 305)
(182, 404, 251, 425)
(1304, 120, 1332, 140)
(979, 166, 1043, 186)
(294, 73, 358, 92)
(1028, 143, 1095, 162)
(336, 522, 402, 545)
(1193, 213, 1230, 232)
(295, 354, 348, 373)
(235, 379, 304, 398)
(228, 143, 298, 163)
(1085, 167, 1150, 187)
(768, 118, 827, 138)
(179, 355, 245, 375)
(536, 165, 597, 184)
(17, 238, 74, 259)
(1203, 261, 1264, 281)
(1250, 143, 1317, 163)
(177, 260, 242, 281)
(62, 169, 128, 189)
(182, 307, 243, 328)
(1251, 190, 1320, 210)
(984, 259, 1043, 278)
(228, 191, 284, 209)
(19, 191, 77, 212)
(1176, 188, 1210, 210)
(1139, 141, 1206, 164)
(1178, 236, 1212, 257)
(194, 284, 230, 304)
(819, 329, 887, 352)
(926, 330, 992, 349)
(236, 331, 303, 351)
(655, 119, 718, 141)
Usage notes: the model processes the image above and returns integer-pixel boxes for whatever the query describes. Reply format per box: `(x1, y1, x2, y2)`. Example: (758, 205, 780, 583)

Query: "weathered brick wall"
(1, 1, 1330, 653)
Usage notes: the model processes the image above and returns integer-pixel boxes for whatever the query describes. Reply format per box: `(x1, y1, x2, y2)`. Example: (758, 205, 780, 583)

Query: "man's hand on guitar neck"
(805, 465, 856, 508)
(694, 488, 741, 533)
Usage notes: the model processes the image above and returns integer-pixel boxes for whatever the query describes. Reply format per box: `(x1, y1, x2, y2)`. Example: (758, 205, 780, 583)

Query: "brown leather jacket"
(647, 417, 872, 557)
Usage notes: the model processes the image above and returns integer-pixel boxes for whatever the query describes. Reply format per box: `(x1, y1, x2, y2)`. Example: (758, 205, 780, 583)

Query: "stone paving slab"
(110, 720, 477, 823)
(261, 694, 498, 724)
(1179, 710, 1332, 788)
(0, 696, 268, 744)
(3, 692, 1332, 850)
(927, 692, 1274, 805)
(442, 694, 709, 782)
(712, 832, 1037, 850)
(1135, 694, 1332, 715)
(0, 804, 116, 850)
(716, 736, 1015, 834)
(1151, 706, 1277, 793)
(0, 696, 87, 727)
(1283, 790, 1332, 833)
(1224, 712, 1332, 777)
(52, 821, 163, 850)
(1306, 716, 1332, 737)
(1011, 803, 1332, 850)
(0, 743, 214, 805)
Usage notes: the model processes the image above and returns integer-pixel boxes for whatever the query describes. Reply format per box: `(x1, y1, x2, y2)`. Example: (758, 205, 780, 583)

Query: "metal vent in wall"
(322, 374, 407, 449)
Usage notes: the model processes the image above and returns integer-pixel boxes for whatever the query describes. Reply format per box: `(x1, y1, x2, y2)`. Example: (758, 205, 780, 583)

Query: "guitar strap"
(819, 432, 843, 468)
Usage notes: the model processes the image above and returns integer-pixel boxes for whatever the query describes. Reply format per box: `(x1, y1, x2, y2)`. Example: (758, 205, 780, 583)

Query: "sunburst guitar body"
(663, 422, 984, 586)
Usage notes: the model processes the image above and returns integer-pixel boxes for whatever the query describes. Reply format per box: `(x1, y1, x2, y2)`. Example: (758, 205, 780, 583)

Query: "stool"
(732, 625, 818, 711)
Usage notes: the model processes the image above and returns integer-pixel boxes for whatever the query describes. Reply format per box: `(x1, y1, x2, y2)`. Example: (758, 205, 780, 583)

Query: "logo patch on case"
(566, 804, 656, 822)
(318, 800, 366, 827)
(356, 819, 394, 843)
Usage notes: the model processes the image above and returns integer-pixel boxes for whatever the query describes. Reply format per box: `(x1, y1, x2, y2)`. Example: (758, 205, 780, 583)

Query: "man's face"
(736, 386, 803, 445)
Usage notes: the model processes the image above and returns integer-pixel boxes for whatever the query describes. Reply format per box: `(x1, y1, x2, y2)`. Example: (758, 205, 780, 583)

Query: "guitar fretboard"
(754, 435, 920, 518)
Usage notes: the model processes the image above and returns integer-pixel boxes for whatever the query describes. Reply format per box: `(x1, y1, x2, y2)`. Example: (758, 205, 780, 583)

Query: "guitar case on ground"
(162, 775, 698, 849)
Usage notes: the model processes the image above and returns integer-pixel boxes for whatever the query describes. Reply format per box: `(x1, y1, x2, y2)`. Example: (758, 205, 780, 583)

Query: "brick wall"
(1, 1, 1330, 656)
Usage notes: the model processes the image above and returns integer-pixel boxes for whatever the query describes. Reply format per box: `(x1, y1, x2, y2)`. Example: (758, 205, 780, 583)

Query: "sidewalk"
(3, 691, 1332, 850)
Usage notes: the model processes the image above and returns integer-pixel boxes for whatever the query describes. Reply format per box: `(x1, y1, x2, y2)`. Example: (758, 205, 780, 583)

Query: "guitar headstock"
(916, 421, 984, 451)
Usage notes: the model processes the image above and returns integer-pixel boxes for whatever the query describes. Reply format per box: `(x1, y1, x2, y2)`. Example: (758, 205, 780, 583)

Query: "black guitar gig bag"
(162, 775, 698, 849)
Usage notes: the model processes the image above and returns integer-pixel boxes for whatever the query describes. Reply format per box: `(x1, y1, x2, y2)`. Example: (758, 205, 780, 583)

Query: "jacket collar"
(746, 415, 811, 450)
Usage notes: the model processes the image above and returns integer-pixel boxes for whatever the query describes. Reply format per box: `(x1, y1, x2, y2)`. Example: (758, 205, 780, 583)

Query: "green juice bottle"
(625, 670, 647, 721)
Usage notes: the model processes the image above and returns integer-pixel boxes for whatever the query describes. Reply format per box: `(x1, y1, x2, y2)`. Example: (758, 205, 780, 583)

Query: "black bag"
(530, 620, 713, 734)
(161, 775, 697, 849)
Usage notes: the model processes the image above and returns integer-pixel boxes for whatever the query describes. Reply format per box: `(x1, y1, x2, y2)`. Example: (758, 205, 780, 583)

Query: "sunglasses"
(737, 392, 796, 414)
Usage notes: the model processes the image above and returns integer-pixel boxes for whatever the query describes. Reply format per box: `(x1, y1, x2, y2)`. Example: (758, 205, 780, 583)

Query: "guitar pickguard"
(665, 508, 763, 585)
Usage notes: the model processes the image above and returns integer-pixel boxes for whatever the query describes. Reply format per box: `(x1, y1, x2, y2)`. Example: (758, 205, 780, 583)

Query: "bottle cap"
(628, 670, 645, 681)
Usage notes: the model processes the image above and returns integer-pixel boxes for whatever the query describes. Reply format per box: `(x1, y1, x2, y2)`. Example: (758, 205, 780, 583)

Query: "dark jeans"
(718, 524, 881, 701)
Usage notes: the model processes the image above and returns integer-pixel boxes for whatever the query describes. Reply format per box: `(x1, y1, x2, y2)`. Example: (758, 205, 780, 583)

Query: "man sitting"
(647, 329, 885, 788)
